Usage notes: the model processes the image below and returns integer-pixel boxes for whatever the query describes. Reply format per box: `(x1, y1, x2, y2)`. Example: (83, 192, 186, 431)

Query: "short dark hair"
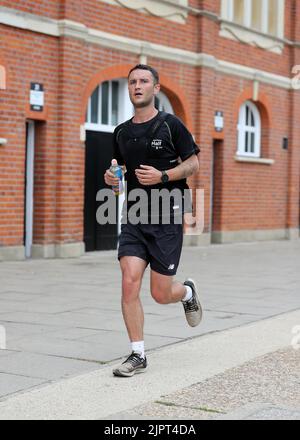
(128, 64, 160, 85)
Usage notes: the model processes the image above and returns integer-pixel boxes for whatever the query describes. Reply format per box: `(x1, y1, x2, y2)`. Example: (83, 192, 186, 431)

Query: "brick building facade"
(0, 0, 299, 261)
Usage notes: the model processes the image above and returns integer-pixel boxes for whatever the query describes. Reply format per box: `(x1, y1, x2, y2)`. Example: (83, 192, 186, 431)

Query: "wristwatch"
(161, 170, 169, 184)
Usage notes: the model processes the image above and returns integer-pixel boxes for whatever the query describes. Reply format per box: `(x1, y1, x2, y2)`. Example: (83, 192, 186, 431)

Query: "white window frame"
(155, 92, 174, 114)
(221, 0, 285, 38)
(237, 101, 261, 158)
(85, 79, 133, 132)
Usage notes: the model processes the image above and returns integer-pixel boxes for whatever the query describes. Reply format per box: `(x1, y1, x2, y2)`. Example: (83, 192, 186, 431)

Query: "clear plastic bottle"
(110, 159, 124, 196)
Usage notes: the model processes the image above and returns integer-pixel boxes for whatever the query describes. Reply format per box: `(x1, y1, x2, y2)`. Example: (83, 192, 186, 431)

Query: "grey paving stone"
(0, 322, 67, 342)
(0, 373, 48, 399)
(0, 352, 99, 380)
(0, 350, 19, 358)
(7, 335, 126, 363)
(42, 327, 105, 341)
(0, 292, 43, 302)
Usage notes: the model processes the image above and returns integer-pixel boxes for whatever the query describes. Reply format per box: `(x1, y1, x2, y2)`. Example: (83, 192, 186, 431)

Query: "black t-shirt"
(113, 112, 200, 221)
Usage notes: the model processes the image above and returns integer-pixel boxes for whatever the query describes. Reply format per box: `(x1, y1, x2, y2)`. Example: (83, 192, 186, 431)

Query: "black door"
(84, 131, 118, 251)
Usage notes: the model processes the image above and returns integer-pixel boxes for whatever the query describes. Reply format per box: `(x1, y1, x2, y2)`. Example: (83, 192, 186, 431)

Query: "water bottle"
(110, 159, 124, 196)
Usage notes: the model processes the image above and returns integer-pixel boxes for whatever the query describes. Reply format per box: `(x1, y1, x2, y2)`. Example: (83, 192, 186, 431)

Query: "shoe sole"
(185, 278, 203, 327)
(113, 368, 147, 378)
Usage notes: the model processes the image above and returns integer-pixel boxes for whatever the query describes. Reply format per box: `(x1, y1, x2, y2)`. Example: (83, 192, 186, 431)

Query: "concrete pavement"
(0, 239, 299, 418)
(0, 310, 299, 420)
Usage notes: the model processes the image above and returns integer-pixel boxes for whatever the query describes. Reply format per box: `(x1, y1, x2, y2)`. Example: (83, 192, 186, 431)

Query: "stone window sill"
(235, 155, 275, 165)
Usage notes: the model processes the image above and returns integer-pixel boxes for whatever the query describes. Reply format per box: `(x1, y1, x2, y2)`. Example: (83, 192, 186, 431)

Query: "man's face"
(128, 69, 160, 108)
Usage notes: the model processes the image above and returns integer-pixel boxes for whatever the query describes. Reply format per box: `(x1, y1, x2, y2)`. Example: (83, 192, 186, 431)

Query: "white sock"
(182, 285, 193, 302)
(131, 341, 145, 358)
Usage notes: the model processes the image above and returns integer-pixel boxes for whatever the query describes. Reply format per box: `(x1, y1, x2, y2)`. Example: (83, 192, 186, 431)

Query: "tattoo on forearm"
(180, 161, 196, 179)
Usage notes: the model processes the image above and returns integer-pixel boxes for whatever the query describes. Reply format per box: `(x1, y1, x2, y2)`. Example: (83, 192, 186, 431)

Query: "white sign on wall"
(30, 82, 44, 111)
(214, 111, 224, 132)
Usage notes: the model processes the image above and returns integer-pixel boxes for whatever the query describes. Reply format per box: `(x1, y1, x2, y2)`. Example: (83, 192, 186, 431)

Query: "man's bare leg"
(120, 256, 148, 342)
(150, 270, 202, 327)
(150, 270, 186, 304)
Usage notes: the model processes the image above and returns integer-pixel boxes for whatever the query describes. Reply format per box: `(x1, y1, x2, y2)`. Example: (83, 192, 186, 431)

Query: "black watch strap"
(161, 170, 169, 183)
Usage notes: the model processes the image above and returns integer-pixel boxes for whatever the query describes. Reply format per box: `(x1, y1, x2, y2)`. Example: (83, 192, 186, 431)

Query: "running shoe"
(113, 351, 147, 377)
(182, 278, 203, 327)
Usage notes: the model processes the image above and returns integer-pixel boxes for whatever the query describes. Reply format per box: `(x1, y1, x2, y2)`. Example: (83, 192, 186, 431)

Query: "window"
(86, 80, 120, 129)
(222, 0, 284, 37)
(155, 92, 174, 114)
(237, 101, 261, 157)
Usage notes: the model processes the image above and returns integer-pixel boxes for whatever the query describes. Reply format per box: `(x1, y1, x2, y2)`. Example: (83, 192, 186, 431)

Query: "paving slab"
(0, 352, 99, 383)
(0, 373, 48, 399)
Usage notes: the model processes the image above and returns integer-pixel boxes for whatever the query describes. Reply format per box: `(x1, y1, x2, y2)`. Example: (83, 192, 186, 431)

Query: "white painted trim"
(0, 6, 294, 90)
(261, 0, 269, 34)
(277, 0, 285, 39)
(244, 0, 252, 28)
(0, 6, 59, 36)
(216, 59, 291, 89)
(25, 121, 35, 259)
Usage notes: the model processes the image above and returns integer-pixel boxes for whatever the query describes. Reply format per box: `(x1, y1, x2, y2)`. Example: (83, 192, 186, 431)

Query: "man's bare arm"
(135, 155, 199, 186)
(167, 154, 199, 182)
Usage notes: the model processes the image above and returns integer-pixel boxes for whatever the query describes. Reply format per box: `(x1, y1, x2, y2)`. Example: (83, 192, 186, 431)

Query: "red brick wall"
(0, 0, 299, 251)
(0, 25, 59, 246)
(0, 0, 61, 19)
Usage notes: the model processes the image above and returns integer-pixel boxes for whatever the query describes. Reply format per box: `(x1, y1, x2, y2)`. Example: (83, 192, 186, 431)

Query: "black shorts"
(118, 222, 183, 276)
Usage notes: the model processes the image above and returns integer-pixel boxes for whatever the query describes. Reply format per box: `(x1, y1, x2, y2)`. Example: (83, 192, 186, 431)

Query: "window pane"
(246, 105, 249, 126)
(111, 81, 119, 126)
(250, 109, 255, 127)
(233, 0, 244, 25)
(250, 132, 255, 153)
(91, 86, 99, 124)
(101, 81, 109, 125)
(252, 0, 262, 31)
(268, 0, 278, 35)
(245, 131, 249, 153)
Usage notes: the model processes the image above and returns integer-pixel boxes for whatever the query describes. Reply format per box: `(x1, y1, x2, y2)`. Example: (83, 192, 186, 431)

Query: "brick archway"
(81, 64, 193, 130)
(234, 87, 273, 129)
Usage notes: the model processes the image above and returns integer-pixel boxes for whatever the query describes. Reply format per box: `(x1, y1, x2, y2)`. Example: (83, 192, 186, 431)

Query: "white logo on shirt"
(151, 139, 163, 149)
(168, 264, 175, 271)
